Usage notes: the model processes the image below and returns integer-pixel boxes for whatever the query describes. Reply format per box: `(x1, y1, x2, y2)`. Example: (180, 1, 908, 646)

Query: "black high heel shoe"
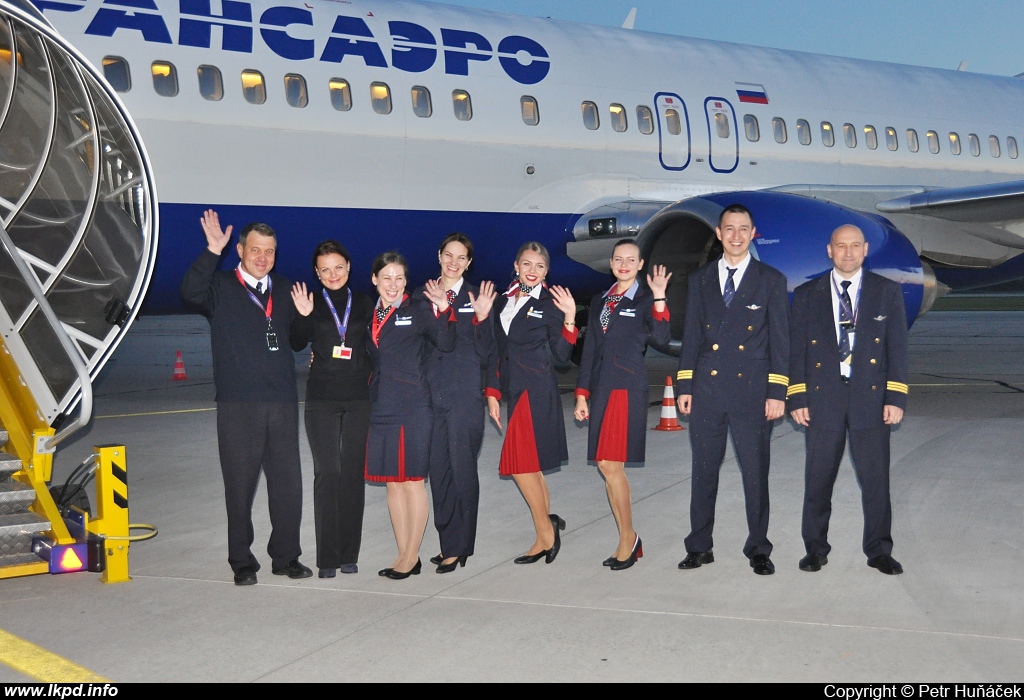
(602, 556, 617, 567)
(429, 554, 444, 566)
(545, 514, 562, 564)
(514, 551, 547, 564)
(609, 535, 643, 571)
(435, 556, 467, 574)
(384, 559, 422, 580)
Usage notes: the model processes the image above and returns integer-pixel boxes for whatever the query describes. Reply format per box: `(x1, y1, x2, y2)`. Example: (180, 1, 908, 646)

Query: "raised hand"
(423, 278, 449, 312)
(201, 209, 232, 255)
(549, 285, 577, 322)
(646, 264, 673, 299)
(468, 280, 497, 321)
(291, 281, 314, 316)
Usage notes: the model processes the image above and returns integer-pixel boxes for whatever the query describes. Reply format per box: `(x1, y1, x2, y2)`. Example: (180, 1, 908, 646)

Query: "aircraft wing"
(875, 179, 1024, 223)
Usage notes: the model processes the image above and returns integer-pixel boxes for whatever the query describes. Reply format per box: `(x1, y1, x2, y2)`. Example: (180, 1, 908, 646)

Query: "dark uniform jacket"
(675, 258, 790, 412)
(787, 270, 909, 431)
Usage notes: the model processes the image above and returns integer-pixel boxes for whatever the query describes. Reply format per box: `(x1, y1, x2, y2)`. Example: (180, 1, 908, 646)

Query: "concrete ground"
(0, 311, 1021, 682)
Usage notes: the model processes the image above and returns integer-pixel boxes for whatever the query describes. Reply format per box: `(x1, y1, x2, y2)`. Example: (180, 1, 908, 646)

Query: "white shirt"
(432, 277, 464, 315)
(718, 253, 752, 295)
(830, 267, 863, 378)
(500, 283, 542, 335)
(236, 264, 267, 291)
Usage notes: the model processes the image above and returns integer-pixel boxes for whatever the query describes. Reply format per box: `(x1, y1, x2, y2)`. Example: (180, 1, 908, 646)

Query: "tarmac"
(0, 310, 1022, 682)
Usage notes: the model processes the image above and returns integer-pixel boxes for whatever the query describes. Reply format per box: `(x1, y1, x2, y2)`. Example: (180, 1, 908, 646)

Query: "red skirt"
(594, 389, 629, 462)
(499, 390, 541, 476)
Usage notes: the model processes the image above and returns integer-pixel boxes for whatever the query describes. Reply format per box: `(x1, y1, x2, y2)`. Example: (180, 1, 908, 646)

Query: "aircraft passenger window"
(198, 65, 223, 101)
(967, 133, 980, 157)
(821, 121, 835, 147)
(452, 90, 472, 121)
(241, 69, 266, 105)
(411, 86, 432, 118)
(796, 119, 811, 145)
(102, 57, 131, 93)
(284, 74, 308, 108)
(743, 114, 759, 142)
(521, 96, 540, 126)
(948, 132, 961, 155)
(864, 126, 878, 150)
(989, 135, 1001, 158)
(637, 106, 654, 134)
(371, 82, 392, 115)
(772, 117, 787, 144)
(151, 61, 177, 97)
(582, 101, 600, 130)
(843, 123, 856, 148)
(927, 131, 940, 154)
(610, 104, 628, 132)
(664, 108, 681, 136)
(714, 112, 730, 139)
(906, 129, 919, 152)
(329, 78, 352, 111)
(1008, 137, 1019, 159)
(885, 127, 898, 151)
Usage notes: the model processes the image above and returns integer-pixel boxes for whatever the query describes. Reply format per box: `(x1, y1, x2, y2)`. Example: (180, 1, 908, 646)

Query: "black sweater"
(181, 249, 297, 403)
(289, 285, 374, 402)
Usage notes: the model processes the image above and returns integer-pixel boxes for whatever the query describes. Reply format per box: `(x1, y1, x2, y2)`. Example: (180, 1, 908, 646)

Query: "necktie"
(375, 304, 391, 323)
(723, 267, 737, 308)
(838, 280, 853, 370)
(446, 289, 457, 307)
(600, 294, 624, 331)
(255, 281, 263, 294)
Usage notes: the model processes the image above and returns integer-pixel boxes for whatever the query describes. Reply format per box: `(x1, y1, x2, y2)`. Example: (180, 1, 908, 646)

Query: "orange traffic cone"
(172, 350, 188, 381)
(653, 376, 684, 431)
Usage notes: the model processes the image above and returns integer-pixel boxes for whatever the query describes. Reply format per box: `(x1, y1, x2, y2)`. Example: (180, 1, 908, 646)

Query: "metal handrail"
(0, 221, 92, 449)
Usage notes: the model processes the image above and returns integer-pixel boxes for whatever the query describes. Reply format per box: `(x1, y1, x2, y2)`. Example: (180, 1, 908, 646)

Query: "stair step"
(0, 551, 47, 569)
(0, 429, 8, 447)
(0, 512, 51, 557)
(0, 451, 21, 479)
(0, 480, 35, 515)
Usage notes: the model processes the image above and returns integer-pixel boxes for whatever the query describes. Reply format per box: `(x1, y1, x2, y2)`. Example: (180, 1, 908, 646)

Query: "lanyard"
(236, 268, 272, 320)
(322, 288, 352, 344)
(831, 273, 861, 326)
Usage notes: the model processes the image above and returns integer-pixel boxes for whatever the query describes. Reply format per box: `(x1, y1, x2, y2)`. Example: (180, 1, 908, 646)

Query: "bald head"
(827, 225, 867, 278)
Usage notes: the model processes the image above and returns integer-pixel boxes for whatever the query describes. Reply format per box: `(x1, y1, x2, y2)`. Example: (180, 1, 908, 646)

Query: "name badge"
(619, 310, 636, 317)
(527, 308, 544, 319)
(333, 344, 353, 360)
(266, 331, 279, 351)
(458, 305, 475, 313)
(395, 316, 412, 326)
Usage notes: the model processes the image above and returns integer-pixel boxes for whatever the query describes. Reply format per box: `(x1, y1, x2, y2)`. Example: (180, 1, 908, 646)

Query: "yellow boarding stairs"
(0, 0, 158, 579)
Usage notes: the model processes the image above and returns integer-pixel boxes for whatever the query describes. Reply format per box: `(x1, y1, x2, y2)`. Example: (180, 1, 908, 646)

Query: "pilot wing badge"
(874, 315, 887, 321)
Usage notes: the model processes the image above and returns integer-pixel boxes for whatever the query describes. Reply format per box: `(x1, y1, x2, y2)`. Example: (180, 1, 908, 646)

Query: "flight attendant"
(574, 240, 672, 570)
(365, 251, 458, 579)
(487, 242, 578, 564)
(418, 233, 498, 574)
(290, 240, 374, 578)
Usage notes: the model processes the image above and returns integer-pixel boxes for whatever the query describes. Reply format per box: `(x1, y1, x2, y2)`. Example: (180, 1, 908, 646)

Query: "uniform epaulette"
(886, 381, 909, 394)
(787, 383, 806, 397)
(768, 373, 789, 387)
(677, 370, 693, 381)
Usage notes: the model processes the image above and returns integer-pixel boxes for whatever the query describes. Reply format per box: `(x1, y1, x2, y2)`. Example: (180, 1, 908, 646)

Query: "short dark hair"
(515, 241, 550, 267)
(438, 232, 474, 261)
(311, 240, 351, 269)
(611, 238, 641, 256)
(239, 222, 276, 246)
(718, 203, 754, 227)
(371, 250, 408, 278)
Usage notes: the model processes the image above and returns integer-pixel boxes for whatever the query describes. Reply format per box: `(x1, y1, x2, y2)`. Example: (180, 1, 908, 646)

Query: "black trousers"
(429, 397, 484, 558)
(216, 401, 303, 572)
(685, 406, 773, 558)
(304, 400, 370, 568)
(803, 387, 893, 559)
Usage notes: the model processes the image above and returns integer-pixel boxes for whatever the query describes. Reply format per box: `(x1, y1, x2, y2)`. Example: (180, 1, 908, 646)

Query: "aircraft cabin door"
(654, 92, 691, 170)
(704, 97, 739, 173)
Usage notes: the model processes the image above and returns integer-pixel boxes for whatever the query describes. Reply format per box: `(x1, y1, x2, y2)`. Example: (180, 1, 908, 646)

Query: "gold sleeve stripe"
(787, 383, 807, 397)
(677, 370, 693, 381)
(886, 381, 909, 394)
(768, 374, 789, 386)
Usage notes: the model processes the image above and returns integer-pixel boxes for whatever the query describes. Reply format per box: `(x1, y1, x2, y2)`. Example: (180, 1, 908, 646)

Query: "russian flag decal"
(736, 82, 768, 104)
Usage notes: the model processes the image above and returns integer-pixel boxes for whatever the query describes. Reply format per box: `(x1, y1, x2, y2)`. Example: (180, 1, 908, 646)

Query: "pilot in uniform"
(787, 224, 908, 575)
(675, 204, 789, 576)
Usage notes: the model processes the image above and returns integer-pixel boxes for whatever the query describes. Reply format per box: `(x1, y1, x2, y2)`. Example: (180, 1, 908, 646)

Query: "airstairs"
(0, 0, 157, 578)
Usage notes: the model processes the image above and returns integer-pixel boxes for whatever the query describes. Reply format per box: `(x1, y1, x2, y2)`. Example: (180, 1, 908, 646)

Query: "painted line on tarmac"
(0, 628, 109, 682)
(96, 407, 216, 419)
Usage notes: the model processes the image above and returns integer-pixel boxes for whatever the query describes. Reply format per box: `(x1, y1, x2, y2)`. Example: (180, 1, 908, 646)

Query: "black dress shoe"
(318, 567, 337, 579)
(552, 514, 566, 531)
(750, 554, 775, 575)
(233, 566, 257, 586)
(867, 554, 903, 575)
(545, 514, 562, 564)
(602, 556, 617, 567)
(610, 535, 643, 571)
(514, 550, 548, 564)
(436, 556, 467, 574)
(272, 560, 313, 579)
(384, 559, 422, 580)
(677, 551, 714, 569)
(429, 554, 444, 566)
(378, 568, 393, 577)
(799, 553, 828, 572)
(339, 563, 358, 574)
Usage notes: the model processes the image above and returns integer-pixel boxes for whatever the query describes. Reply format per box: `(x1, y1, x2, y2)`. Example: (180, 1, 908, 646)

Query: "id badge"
(266, 331, 279, 351)
(333, 344, 353, 360)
